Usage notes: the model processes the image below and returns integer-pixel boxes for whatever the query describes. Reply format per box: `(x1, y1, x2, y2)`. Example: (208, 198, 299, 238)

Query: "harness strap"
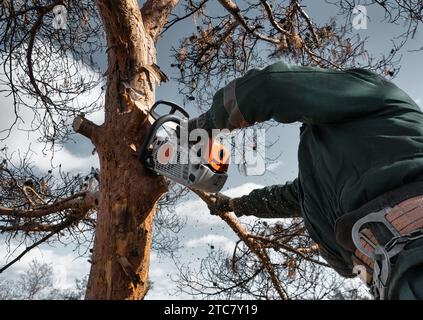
(351, 195, 423, 299)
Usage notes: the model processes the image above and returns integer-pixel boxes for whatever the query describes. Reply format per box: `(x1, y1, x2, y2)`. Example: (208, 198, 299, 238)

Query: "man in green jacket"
(188, 61, 423, 300)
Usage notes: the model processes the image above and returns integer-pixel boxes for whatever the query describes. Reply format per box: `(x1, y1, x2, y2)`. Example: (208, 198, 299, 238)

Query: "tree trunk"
(85, 124, 166, 299)
(76, 0, 170, 300)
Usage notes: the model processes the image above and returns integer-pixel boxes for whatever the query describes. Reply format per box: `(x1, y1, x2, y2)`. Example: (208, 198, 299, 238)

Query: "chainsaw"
(140, 100, 229, 193)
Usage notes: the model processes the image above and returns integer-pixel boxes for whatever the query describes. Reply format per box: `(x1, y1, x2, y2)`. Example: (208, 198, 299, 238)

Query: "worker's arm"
(190, 61, 409, 130)
(231, 179, 301, 218)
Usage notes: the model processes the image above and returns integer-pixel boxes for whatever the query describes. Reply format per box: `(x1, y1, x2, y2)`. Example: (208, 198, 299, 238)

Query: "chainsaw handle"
(139, 114, 184, 168)
(150, 100, 190, 120)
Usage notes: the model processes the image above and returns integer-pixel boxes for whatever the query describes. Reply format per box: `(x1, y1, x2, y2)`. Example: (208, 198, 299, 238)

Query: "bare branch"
(193, 190, 288, 300)
(259, 0, 290, 36)
(0, 204, 94, 274)
(26, 1, 62, 106)
(162, 0, 209, 34)
(294, 2, 320, 44)
(0, 191, 98, 219)
(0, 0, 104, 144)
(217, 0, 280, 44)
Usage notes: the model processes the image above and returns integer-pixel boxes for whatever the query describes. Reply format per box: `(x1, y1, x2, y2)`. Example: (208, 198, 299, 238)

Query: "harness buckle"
(352, 209, 423, 300)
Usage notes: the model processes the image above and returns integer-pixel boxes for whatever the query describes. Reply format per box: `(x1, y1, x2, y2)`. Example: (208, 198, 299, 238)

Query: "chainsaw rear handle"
(150, 100, 190, 120)
(139, 114, 184, 168)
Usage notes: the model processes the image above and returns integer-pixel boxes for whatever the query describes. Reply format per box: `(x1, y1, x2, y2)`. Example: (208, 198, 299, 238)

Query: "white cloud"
(0, 243, 90, 290)
(175, 199, 221, 226)
(185, 234, 235, 254)
(0, 96, 98, 172)
(222, 182, 264, 198)
(266, 160, 284, 172)
(27, 142, 99, 173)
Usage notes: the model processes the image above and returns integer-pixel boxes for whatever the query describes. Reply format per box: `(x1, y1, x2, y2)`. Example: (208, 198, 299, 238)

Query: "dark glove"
(175, 113, 213, 141)
(207, 193, 233, 215)
(188, 112, 214, 137)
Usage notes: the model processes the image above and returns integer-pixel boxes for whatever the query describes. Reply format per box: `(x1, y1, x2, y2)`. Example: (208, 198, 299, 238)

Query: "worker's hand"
(207, 193, 234, 215)
(188, 113, 213, 137)
(175, 114, 211, 142)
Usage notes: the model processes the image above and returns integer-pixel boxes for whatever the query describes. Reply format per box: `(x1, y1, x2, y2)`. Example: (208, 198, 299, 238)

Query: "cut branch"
(73, 115, 101, 141)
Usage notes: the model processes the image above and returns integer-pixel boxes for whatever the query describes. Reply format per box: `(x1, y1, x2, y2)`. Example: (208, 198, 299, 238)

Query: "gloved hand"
(188, 113, 214, 137)
(174, 113, 212, 142)
(207, 193, 234, 215)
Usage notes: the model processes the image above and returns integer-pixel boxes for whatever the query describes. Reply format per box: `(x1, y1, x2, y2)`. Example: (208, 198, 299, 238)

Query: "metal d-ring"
(351, 207, 400, 260)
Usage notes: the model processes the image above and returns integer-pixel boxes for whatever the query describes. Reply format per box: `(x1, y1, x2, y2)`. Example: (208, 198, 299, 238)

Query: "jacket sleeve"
(200, 61, 394, 130)
(232, 179, 301, 218)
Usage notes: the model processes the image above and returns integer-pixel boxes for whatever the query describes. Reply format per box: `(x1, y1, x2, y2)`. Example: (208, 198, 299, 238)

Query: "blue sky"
(1, 1, 422, 299)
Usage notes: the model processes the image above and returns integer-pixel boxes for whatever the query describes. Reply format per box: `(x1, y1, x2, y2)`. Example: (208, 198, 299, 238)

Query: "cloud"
(175, 199, 222, 226)
(27, 142, 99, 173)
(0, 243, 90, 290)
(185, 234, 235, 254)
(0, 102, 88, 171)
(266, 160, 284, 172)
(222, 182, 264, 198)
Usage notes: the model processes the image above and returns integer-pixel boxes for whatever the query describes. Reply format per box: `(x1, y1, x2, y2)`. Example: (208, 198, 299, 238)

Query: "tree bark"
(79, 0, 176, 300)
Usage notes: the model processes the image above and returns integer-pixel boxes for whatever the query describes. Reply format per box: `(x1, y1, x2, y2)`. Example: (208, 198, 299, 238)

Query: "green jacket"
(194, 62, 423, 298)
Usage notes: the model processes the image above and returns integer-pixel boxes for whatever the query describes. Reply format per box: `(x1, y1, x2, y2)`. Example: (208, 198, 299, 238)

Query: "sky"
(0, 1, 422, 299)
